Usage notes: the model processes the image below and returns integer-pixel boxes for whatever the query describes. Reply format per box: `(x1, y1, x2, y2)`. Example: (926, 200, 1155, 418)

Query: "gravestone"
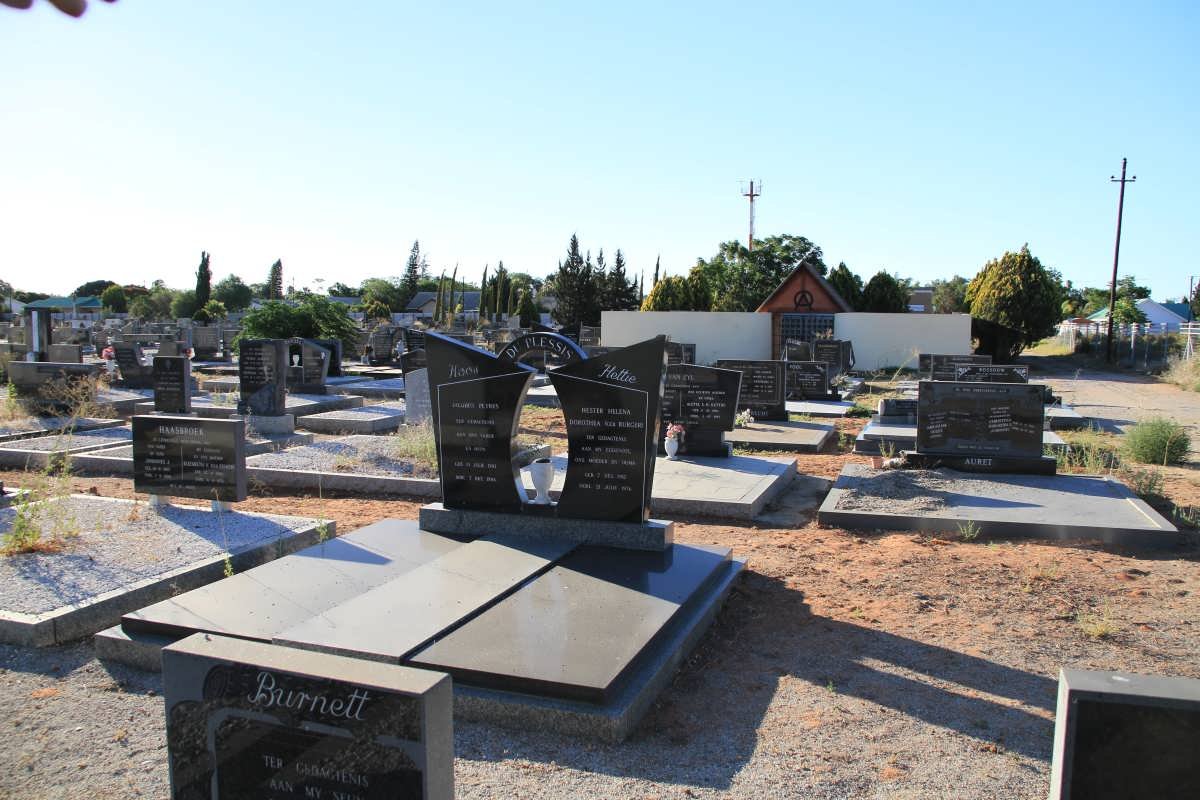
(404, 368, 432, 426)
(133, 415, 247, 502)
(402, 327, 426, 353)
(8, 361, 100, 411)
(783, 339, 812, 362)
(425, 333, 538, 512)
(920, 353, 992, 381)
(114, 342, 155, 388)
(1049, 668, 1200, 800)
(877, 397, 918, 422)
(157, 340, 182, 358)
(163, 632, 453, 800)
(400, 348, 427, 374)
(191, 326, 220, 359)
(285, 339, 331, 394)
(311, 338, 344, 377)
(714, 359, 787, 421)
(785, 361, 839, 401)
(579, 325, 601, 347)
(661, 363, 742, 456)
(664, 341, 696, 366)
(153, 356, 192, 414)
(910, 380, 1053, 474)
(954, 364, 1030, 383)
(812, 339, 854, 379)
(238, 339, 288, 417)
(46, 344, 82, 363)
(367, 325, 400, 365)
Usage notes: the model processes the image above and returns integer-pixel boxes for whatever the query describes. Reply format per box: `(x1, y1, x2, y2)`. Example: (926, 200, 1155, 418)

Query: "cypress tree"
(653, 255, 660, 287)
(402, 241, 421, 303)
(434, 271, 446, 322)
(479, 265, 490, 321)
(267, 260, 284, 300)
(195, 252, 212, 307)
(507, 282, 516, 316)
(446, 266, 458, 327)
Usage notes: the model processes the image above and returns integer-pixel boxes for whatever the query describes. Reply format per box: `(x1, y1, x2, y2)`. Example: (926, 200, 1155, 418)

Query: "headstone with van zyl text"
(152, 356, 191, 414)
(133, 415, 247, 502)
(661, 363, 742, 456)
(163, 632, 453, 800)
(954, 364, 1030, 383)
(238, 339, 288, 417)
(911, 380, 1054, 474)
(714, 359, 787, 421)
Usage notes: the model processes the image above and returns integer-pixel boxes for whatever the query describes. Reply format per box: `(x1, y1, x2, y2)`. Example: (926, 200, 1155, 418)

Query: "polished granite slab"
(273, 535, 576, 662)
(121, 520, 466, 641)
(408, 543, 732, 704)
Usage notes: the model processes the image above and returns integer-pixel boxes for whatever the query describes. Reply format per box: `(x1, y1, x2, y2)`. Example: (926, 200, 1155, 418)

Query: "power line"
(740, 180, 762, 251)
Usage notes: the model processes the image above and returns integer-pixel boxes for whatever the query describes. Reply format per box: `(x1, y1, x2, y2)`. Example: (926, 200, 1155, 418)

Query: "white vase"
(529, 458, 554, 505)
(665, 437, 680, 460)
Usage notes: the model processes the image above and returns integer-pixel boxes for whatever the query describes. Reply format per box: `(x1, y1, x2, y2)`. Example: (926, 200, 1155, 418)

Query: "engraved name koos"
(448, 363, 479, 379)
(598, 364, 637, 384)
(248, 670, 370, 721)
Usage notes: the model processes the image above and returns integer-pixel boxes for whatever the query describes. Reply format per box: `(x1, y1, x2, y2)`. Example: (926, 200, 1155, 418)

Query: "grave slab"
(854, 421, 1066, 456)
(418, 502, 673, 551)
(785, 399, 855, 417)
(0, 416, 124, 444)
(0, 426, 133, 468)
(1046, 405, 1089, 430)
(133, 393, 365, 419)
(724, 419, 835, 453)
(273, 534, 576, 662)
(70, 431, 314, 475)
(0, 495, 329, 646)
(336, 377, 407, 399)
(522, 383, 560, 407)
(817, 463, 1182, 548)
(295, 401, 406, 434)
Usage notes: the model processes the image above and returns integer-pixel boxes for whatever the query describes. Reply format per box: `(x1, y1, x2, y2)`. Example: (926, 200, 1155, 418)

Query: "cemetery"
(1, 285, 1198, 799)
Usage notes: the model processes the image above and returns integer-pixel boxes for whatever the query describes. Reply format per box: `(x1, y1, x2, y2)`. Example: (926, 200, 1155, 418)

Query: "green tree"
(266, 260, 284, 300)
(640, 269, 710, 311)
(212, 275, 253, 311)
(359, 297, 391, 322)
(930, 275, 969, 313)
(479, 264, 491, 320)
(402, 240, 422, 303)
(199, 299, 227, 321)
(328, 282, 361, 297)
(966, 245, 1065, 359)
(826, 262, 863, 310)
(170, 289, 200, 319)
(1110, 296, 1147, 324)
(600, 249, 640, 310)
(1061, 281, 1086, 318)
(360, 278, 406, 312)
(0, 279, 12, 299)
(694, 234, 826, 311)
(194, 251, 212, 307)
(236, 294, 358, 353)
(72, 279, 116, 298)
(100, 283, 127, 313)
(860, 271, 911, 313)
(652, 256, 660, 287)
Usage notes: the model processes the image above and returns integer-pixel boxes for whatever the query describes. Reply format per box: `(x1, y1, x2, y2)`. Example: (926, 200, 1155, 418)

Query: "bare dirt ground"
(0, 376, 1198, 799)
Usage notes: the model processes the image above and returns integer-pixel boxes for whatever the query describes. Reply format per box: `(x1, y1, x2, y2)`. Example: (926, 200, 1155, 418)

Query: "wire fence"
(1055, 321, 1197, 370)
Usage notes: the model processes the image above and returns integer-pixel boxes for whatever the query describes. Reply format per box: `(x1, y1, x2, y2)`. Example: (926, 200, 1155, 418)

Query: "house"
(1162, 302, 1194, 323)
(1087, 298, 1189, 330)
(405, 291, 481, 318)
(755, 262, 852, 357)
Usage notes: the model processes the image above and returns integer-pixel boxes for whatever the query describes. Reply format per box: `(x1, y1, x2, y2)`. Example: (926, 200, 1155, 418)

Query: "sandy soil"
(0, 380, 1197, 798)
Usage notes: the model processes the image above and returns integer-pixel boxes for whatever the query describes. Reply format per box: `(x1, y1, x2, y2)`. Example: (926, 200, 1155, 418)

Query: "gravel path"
(248, 434, 433, 477)
(0, 496, 317, 614)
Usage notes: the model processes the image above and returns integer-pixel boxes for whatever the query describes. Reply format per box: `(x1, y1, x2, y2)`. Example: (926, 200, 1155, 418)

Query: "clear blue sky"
(2, 1, 1196, 300)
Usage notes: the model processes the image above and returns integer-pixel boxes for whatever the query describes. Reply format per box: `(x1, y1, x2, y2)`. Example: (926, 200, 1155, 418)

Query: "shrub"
(1122, 418, 1190, 465)
(1164, 356, 1200, 393)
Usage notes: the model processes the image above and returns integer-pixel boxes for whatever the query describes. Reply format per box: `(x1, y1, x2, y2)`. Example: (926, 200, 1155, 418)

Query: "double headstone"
(163, 633, 453, 800)
(153, 356, 192, 414)
(191, 326, 221, 360)
(310, 338, 344, 377)
(954, 364, 1030, 383)
(661, 363, 742, 456)
(910, 380, 1053, 474)
(714, 359, 787, 421)
(920, 353, 992, 381)
(286, 339, 331, 394)
(133, 414, 247, 502)
(114, 342, 155, 389)
(785, 361, 840, 401)
(238, 339, 288, 417)
(664, 341, 696, 366)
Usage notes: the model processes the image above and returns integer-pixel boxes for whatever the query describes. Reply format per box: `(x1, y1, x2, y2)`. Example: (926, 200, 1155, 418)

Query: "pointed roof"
(756, 263, 852, 313)
(25, 296, 102, 310)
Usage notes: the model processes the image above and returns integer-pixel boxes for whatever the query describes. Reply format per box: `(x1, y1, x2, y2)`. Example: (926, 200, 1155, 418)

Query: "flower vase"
(665, 437, 680, 460)
(529, 458, 554, 505)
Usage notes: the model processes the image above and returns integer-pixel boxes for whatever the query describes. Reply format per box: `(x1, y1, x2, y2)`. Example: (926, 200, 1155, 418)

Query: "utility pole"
(741, 180, 761, 251)
(1106, 158, 1135, 363)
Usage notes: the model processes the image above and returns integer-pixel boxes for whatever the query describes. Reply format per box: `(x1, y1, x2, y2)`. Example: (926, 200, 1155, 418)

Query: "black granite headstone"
(426, 332, 535, 512)
(661, 364, 742, 456)
(153, 356, 192, 414)
(812, 339, 854, 378)
(714, 359, 787, 421)
(238, 339, 288, 417)
(1049, 668, 1200, 800)
(191, 326, 220, 359)
(399, 348, 427, 375)
(286, 339, 330, 393)
(785, 361, 839, 401)
(783, 339, 812, 361)
(403, 328, 426, 352)
(954, 364, 1030, 383)
(368, 326, 400, 365)
(912, 380, 1052, 473)
(920, 353, 992, 381)
(497, 332, 586, 368)
(157, 340, 182, 358)
(311, 338, 344, 377)
(664, 341, 697, 366)
(114, 342, 155, 388)
(163, 633, 453, 800)
(550, 336, 667, 523)
(878, 397, 918, 421)
(133, 415, 247, 502)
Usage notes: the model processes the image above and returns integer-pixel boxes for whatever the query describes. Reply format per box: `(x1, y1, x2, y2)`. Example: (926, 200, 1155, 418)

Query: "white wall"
(834, 312, 972, 371)
(601, 311, 770, 364)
